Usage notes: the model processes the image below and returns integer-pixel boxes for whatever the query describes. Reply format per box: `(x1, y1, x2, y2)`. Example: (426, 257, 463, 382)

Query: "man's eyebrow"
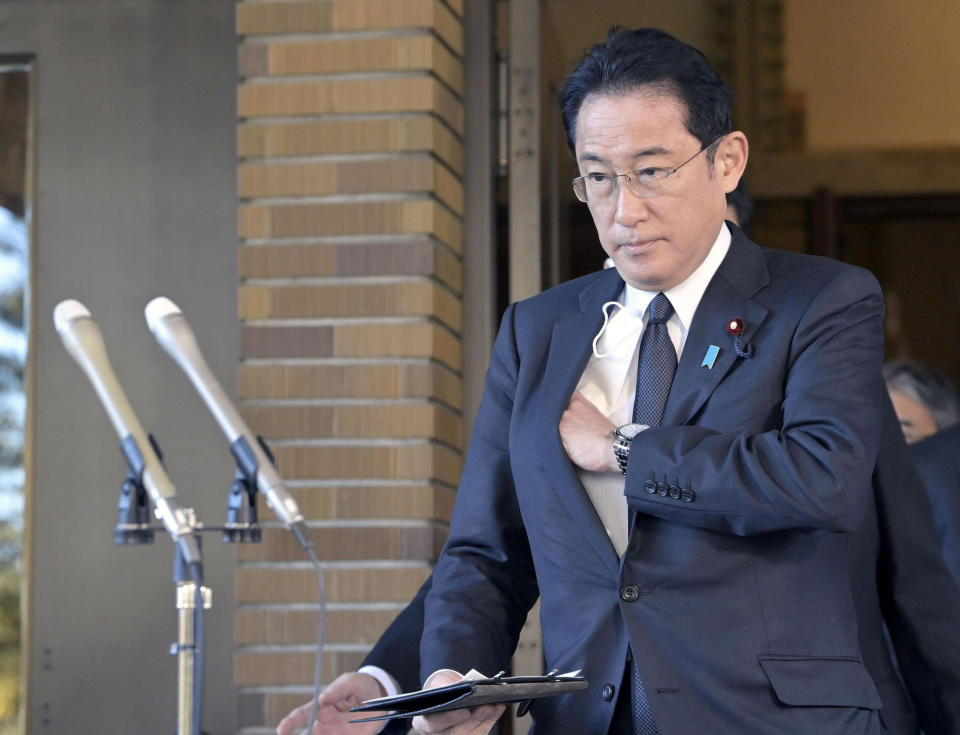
(633, 145, 671, 157)
(578, 152, 608, 164)
(578, 146, 672, 164)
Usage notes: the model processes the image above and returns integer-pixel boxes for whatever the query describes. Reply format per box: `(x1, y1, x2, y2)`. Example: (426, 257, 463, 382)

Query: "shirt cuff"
(356, 666, 402, 734)
(358, 664, 402, 699)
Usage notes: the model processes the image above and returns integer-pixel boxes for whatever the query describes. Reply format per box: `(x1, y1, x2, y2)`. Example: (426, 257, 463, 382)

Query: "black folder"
(349, 669, 588, 722)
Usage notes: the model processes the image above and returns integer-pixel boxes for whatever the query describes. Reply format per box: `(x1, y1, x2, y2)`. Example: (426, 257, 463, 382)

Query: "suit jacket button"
(656, 482, 669, 496)
(602, 684, 616, 701)
(644, 479, 657, 494)
(668, 484, 681, 499)
(620, 584, 640, 602)
(680, 488, 696, 502)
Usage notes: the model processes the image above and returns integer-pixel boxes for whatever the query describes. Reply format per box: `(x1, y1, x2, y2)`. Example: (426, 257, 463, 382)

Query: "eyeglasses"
(572, 136, 723, 203)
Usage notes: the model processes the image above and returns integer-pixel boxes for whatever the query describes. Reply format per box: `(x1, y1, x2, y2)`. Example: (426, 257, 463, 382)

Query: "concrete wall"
(0, 2, 238, 732)
(785, 0, 960, 150)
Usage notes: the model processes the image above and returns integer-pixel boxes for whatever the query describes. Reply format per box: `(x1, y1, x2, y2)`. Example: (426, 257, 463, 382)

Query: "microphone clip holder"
(114, 434, 162, 545)
(222, 435, 268, 544)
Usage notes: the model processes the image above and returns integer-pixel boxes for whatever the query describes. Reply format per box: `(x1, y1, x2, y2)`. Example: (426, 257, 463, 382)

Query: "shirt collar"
(621, 222, 731, 332)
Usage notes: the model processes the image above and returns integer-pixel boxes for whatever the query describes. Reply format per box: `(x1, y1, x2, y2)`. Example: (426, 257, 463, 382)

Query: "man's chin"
(613, 263, 665, 292)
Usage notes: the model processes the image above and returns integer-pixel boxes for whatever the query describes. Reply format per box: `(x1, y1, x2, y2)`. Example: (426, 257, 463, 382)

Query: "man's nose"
(613, 179, 651, 226)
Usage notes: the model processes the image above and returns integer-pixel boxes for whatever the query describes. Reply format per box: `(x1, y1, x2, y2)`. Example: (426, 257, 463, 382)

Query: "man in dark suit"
(414, 27, 886, 735)
(278, 29, 960, 735)
(280, 192, 960, 735)
(278, 389, 960, 735)
(911, 424, 960, 584)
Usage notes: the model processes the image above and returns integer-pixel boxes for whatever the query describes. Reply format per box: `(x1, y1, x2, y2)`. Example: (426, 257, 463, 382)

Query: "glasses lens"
(574, 175, 617, 202)
(624, 172, 662, 198)
(572, 178, 588, 202)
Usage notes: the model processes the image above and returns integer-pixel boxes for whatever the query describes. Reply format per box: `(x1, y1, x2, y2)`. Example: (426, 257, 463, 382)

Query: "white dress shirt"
(576, 224, 731, 555)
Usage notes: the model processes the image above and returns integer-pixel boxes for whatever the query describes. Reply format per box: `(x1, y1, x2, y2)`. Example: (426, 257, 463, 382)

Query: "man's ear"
(717, 131, 748, 193)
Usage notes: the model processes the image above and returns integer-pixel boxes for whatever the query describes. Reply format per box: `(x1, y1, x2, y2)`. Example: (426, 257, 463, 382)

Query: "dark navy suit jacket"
(364, 230, 960, 733)
(418, 229, 889, 733)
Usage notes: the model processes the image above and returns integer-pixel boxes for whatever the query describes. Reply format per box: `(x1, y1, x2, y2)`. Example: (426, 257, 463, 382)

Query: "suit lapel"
(536, 270, 624, 575)
(662, 230, 771, 427)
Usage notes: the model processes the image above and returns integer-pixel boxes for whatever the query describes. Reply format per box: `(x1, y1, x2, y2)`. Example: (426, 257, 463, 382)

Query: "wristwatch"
(613, 423, 648, 476)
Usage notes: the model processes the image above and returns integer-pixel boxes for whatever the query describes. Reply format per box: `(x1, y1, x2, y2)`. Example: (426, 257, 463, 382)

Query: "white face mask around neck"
(591, 301, 646, 359)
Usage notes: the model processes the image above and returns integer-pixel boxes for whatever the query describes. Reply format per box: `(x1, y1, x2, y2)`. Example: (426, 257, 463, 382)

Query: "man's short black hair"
(559, 27, 733, 157)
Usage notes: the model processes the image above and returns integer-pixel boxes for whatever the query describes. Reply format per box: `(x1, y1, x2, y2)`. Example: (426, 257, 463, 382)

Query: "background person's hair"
(559, 27, 733, 162)
(883, 358, 960, 431)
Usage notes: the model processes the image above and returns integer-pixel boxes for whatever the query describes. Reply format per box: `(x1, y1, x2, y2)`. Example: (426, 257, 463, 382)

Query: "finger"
(276, 703, 310, 735)
(425, 707, 475, 728)
(469, 703, 506, 726)
(412, 706, 473, 733)
(480, 705, 507, 734)
(454, 704, 506, 735)
(423, 669, 464, 688)
(317, 672, 357, 703)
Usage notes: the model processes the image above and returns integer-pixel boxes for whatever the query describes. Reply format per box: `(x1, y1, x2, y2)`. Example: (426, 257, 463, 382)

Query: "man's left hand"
(559, 391, 618, 473)
(412, 670, 505, 735)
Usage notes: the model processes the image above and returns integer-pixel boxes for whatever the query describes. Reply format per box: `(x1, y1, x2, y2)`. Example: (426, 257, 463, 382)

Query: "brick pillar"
(234, 2, 464, 730)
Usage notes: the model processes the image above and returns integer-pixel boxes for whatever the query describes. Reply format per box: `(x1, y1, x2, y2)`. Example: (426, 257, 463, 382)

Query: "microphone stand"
(112, 434, 268, 735)
(115, 434, 211, 735)
(172, 520, 209, 735)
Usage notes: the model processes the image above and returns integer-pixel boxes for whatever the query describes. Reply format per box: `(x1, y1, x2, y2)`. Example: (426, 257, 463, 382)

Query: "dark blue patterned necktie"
(633, 292, 677, 427)
(632, 661, 658, 734)
(628, 292, 674, 735)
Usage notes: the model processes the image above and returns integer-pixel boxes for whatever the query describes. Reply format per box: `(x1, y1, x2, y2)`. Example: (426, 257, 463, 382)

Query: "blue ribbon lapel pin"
(701, 344, 720, 370)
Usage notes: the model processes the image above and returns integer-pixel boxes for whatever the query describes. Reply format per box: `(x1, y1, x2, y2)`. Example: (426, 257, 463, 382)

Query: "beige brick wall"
(235, 1, 463, 729)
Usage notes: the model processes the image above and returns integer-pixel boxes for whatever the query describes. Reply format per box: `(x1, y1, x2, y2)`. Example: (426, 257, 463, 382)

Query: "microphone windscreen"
(145, 296, 182, 331)
(53, 299, 92, 333)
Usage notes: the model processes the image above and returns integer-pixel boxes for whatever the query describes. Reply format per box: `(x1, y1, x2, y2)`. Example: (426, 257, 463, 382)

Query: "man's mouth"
(618, 238, 660, 251)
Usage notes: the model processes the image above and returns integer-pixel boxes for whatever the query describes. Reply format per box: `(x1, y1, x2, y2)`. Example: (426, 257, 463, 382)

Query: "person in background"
(911, 422, 960, 586)
(883, 359, 960, 443)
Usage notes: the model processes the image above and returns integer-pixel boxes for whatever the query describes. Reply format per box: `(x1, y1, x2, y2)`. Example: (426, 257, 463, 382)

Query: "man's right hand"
(276, 671, 387, 735)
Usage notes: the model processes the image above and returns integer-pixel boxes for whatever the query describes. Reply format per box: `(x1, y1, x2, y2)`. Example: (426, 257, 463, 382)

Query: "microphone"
(144, 297, 310, 548)
(52, 299, 200, 564)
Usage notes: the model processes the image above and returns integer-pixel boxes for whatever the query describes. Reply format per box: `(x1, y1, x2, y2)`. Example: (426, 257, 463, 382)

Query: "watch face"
(617, 423, 646, 439)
